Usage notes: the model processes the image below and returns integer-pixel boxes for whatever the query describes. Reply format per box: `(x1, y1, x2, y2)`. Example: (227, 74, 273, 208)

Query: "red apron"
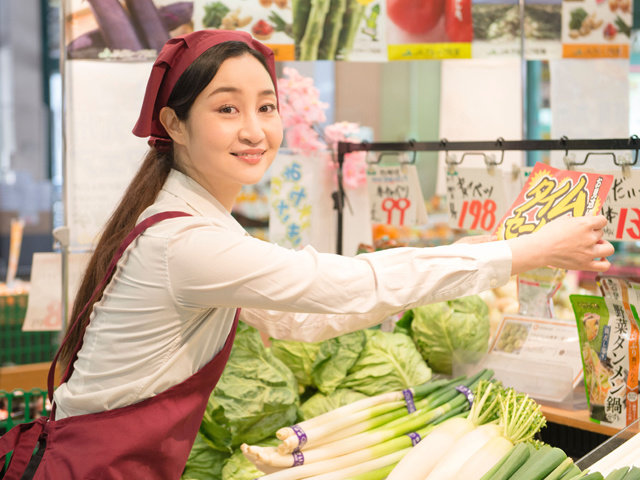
(0, 211, 239, 479)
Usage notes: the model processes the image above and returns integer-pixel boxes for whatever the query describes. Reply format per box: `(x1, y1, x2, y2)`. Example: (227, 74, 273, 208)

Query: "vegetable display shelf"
(0, 388, 49, 435)
(538, 403, 640, 461)
(0, 293, 58, 366)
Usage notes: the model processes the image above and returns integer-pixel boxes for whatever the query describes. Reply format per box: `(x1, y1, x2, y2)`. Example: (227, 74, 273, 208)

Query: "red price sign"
(457, 199, 498, 231)
(446, 167, 512, 233)
(592, 169, 640, 242)
(613, 207, 640, 240)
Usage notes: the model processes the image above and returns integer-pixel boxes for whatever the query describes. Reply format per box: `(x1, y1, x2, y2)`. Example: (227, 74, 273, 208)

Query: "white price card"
(22, 252, 91, 331)
(587, 169, 640, 242)
(366, 164, 427, 226)
(446, 167, 511, 232)
(489, 315, 584, 388)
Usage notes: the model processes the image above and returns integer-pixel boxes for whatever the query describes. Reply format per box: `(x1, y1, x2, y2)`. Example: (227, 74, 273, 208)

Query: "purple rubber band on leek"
(402, 389, 416, 413)
(406, 431, 421, 446)
(291, 424, 308, 449)
(455, 385, 475, 407)
(292, 449, 304, 466)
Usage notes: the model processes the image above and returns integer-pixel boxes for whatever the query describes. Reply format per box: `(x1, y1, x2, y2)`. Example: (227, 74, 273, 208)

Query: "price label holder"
(446, 166, 513, 232)
(457, 315, 584, 405)
(584, 168, 640, 242)
(366, 163, 428, 226)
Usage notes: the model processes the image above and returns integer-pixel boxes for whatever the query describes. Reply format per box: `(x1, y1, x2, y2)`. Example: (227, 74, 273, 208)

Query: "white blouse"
(53, 169, 512, 419)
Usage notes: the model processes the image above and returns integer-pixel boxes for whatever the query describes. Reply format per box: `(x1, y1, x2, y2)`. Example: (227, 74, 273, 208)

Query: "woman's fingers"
(593, 240, 615, 258)
(587, 258, 612, 272)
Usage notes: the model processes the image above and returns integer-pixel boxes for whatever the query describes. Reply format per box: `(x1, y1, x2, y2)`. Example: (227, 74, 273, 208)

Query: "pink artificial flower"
(343, 151, 368, 189)
(285, 123, 325, 153)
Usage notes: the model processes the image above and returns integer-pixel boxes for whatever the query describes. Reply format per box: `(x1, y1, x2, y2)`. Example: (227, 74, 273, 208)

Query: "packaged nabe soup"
(571, 277, 640, 428)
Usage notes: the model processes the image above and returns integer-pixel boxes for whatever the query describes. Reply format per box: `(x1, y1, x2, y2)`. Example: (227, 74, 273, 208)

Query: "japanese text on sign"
(589, 169, 640, 242)
(366, 164, 426, 226)
(270, 159, 312, 249)
(495, 163, 613, 240)
(446, 167, 511, 233)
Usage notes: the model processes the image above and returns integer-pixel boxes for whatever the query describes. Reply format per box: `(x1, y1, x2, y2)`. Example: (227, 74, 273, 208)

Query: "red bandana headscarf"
(132, 30, 278, 150)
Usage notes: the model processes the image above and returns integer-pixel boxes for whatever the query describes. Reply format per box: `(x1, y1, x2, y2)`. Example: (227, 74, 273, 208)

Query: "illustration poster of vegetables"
(386, 0, 473, 60)
(193, 0, 295, 60)
(341, 0, 388, 62)
(471, 0, 521, 57)
(494, 162, 613, 240)
(65, 0, 195, 60)
(562, 0, 632, 58)
(524, 0, 562, 59)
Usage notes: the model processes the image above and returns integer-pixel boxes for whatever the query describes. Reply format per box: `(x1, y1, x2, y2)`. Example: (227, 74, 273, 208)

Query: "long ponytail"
(58, 149, 172, 370)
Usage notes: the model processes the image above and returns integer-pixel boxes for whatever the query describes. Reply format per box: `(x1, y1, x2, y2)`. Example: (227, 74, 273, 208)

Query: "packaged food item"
(571, 277, 640, 428)
(517, 267, 565, 318)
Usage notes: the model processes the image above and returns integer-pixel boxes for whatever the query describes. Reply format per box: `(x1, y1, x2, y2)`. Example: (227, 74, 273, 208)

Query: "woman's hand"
(507, 215, 614, 275)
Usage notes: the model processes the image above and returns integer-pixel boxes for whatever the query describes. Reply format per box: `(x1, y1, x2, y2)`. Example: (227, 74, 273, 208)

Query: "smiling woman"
(159, 53, 283, 210)
(0, 28, 615, 479)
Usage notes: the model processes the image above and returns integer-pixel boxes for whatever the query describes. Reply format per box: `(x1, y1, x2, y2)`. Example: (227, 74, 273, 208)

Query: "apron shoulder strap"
(47, 211, 193, 402)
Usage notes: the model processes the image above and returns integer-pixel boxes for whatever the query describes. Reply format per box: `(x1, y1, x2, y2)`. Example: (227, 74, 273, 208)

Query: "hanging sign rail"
(333, 136, 640, 254)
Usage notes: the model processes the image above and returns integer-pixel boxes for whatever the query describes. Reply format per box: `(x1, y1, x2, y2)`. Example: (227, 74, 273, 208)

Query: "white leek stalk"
(386, 417, 475, 480)
(453, 434, 514, 479)
(303, 447, 411, 480)
(425, 422, 503, 480)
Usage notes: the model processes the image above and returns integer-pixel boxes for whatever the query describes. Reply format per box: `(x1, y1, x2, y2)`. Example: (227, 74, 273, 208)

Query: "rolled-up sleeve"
(167, 224, 511, 341)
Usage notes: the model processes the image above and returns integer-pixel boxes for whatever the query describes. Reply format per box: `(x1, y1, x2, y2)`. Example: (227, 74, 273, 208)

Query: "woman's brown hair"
(58, 41, 271, 371)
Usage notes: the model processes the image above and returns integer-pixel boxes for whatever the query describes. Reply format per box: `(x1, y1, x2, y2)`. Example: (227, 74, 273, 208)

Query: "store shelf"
(0, 362, 59, 392)
(541, 404, 640, 438)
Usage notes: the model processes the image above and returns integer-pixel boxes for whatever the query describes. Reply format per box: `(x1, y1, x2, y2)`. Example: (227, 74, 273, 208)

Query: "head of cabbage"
(406, 295, 490, 375)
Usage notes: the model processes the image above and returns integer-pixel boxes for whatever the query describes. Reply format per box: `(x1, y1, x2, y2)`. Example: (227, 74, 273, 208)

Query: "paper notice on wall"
(387, 0, 472, 60)
(192, 0, 295, 61)
(471, 0, 521, 58)
(344, 0, 389, 62)
(65, 61, 149, 249)
(64, 0, 193, 61)
(22, 252, 91, 331)
(525, 0, 563, 59)
(549, 59, 630, 169)
(437, 58, 524, 195)
(561, 0, 632, 59)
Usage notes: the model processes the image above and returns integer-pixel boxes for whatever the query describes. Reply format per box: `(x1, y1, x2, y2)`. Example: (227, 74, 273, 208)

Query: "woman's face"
(174, 53, 282, 208)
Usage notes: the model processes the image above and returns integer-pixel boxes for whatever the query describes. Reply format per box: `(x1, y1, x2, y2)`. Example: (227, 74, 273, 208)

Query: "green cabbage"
(341, 330, 431, 396)
(270, 339, 321, 390)
(181, 432, 229, 480)
(311, 330, 367, 395)
(200, 322, 299, 453)
(300, 389, 368, 420)
(221, 438, 279, 480)
(409, 295, 490, 375)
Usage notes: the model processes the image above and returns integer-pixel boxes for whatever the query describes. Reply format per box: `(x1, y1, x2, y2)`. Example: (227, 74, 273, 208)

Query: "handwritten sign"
(446, 167, 514, 232)
(22, 252, 91, 331)
(269, 153, 314, 249)
(584, 169, 640, 242)
(366, 164, 427, 226)
(495, 162, 614, 240)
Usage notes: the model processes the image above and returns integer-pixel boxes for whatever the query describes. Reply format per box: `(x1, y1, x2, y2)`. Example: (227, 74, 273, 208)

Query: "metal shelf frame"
(333, 136, 640, 255)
